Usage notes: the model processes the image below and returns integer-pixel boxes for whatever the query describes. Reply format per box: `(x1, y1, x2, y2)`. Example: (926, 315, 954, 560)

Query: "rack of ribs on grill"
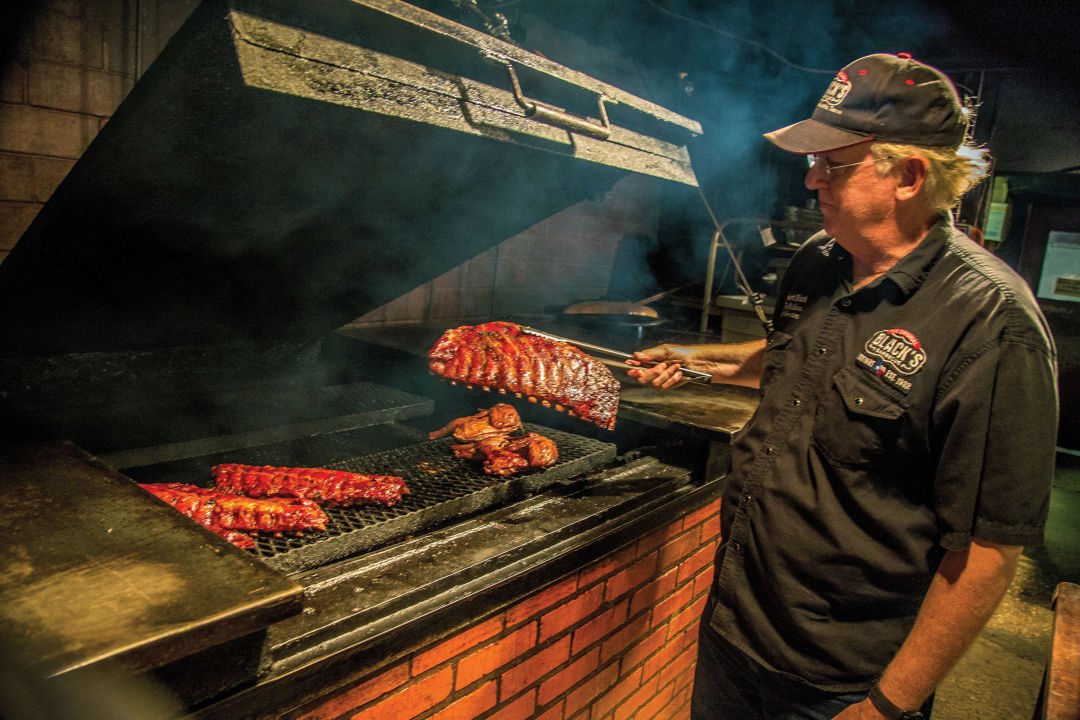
(140, 483, 328, 548)
(428, 402, 523, 441)
(212, 464, 410, 508)
(452, 432, 558, 476)
(427, 321, 619, 431)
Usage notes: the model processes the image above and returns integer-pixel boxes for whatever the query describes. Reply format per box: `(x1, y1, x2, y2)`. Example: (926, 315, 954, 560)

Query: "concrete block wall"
(0, 0, 198, 264)
(355, 173, 663, 325)
(286, 497, 721, 720)
(2, 2, 666, 321)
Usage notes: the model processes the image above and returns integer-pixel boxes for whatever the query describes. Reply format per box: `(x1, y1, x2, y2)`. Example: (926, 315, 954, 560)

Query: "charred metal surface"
(0, 340, 325, 408)
(228, 0, 701, 137)
(618, 384, 757, 481)
(147, 630, 269, 710)
(0, 440, 302, 678)
(230, 10, 695, 181)
(0, 333, 433, 461)
(97, 381, 433, 468)
(190, 456, 720, 720)
(619, 383, 760, 442)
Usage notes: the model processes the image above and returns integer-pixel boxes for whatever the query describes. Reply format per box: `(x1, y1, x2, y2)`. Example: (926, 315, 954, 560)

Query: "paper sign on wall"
(1037, 231, 1080, 303)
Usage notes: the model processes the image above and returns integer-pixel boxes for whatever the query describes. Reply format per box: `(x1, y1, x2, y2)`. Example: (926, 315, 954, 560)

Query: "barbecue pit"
(0, 1, 758, 717)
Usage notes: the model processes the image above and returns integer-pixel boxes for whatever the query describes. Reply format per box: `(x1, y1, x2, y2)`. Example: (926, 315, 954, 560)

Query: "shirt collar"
(824, 214, 953, 297)
(882, 214, 953, 296)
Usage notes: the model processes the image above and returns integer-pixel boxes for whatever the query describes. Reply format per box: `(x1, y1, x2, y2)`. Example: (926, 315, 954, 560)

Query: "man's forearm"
(873, 540, 1023, 712)
(627, 339, 766, 390)
(688, 339, 766, 388)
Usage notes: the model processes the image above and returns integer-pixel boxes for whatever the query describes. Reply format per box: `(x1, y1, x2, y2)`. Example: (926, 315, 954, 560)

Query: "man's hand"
(625, 339, 767, 390)
(626, 345, 695, 390)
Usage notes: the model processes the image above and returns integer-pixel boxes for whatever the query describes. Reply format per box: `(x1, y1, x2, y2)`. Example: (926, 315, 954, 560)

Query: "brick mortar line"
(504, 597, 703, 719)
(319, 512, 720, 719)
(1, 99, 115, 119)
(11, 56, 134, 75)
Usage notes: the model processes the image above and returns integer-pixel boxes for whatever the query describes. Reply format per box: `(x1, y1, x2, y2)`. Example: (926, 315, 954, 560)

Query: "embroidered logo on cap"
(817, 69, 851, 115)
(855, 328, 927, 394)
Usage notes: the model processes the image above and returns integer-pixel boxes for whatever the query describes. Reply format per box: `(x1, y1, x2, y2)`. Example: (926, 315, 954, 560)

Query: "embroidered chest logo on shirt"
(856, 329, 927, 393)
(780, 292, 807, 320)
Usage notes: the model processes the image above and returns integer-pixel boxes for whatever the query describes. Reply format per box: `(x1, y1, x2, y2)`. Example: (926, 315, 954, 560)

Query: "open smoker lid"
(0, 0, 701, 357)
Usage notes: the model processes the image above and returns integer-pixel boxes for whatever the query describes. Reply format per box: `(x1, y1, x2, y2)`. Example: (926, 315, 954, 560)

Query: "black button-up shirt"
(708, 216, 1058, 691)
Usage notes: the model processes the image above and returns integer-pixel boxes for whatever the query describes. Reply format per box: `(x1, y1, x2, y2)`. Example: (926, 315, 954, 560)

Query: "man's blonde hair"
(872, 142, 991, 212)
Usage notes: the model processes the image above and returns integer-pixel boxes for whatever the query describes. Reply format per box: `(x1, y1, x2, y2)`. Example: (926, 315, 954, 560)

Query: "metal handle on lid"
(496, 59, 613, 140)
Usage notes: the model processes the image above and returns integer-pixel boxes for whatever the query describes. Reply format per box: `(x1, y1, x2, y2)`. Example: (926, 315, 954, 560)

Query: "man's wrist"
(867, 684, 925, 720)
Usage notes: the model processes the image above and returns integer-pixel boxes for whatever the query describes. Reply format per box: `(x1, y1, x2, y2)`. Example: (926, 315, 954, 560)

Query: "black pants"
(690, 619, 935, 720)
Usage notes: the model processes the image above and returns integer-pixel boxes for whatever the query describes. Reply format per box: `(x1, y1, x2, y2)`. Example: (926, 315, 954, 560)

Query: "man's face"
(803, 143, 899, 254)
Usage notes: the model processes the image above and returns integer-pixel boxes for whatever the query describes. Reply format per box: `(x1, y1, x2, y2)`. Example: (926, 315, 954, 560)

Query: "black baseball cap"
(764, 53, 966, 154)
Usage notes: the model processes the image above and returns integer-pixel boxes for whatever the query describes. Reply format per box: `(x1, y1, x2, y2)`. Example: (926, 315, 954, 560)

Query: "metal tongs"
(519, 326, 712, 384)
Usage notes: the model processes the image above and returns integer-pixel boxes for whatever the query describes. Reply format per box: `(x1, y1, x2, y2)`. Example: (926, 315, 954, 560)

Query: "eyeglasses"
(806, 154, 890, 179)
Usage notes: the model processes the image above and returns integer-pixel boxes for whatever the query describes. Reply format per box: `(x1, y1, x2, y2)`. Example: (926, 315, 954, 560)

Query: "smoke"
(503, 0, 964, 294)
(625, 0, 959, 209)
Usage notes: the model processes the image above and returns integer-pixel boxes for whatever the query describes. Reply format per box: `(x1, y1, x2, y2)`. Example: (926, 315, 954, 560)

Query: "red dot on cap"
(897, 52, 912, 59)
(859, 69, 868, 75)
(905, 79, 914, 85)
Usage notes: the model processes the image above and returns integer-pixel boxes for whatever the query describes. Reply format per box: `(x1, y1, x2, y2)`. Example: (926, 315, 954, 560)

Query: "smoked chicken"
(452, 432, 558, 476)
(434, 402, 559, 476)
(428, 402, 523, 441)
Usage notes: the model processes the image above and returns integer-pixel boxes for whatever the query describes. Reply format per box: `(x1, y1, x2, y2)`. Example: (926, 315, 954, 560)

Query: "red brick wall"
(288, 497, 721, 720)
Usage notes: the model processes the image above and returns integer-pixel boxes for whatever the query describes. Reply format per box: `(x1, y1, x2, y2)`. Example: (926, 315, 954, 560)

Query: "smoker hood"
(0, 0, 701, 357)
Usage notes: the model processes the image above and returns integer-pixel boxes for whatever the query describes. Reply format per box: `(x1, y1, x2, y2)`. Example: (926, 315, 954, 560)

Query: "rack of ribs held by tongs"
(427, 321, 622, 430)
(426, 321, 711, 433)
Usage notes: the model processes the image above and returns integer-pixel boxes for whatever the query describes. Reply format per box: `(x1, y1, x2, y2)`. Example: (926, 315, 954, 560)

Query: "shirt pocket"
(812, 366, 905, 469)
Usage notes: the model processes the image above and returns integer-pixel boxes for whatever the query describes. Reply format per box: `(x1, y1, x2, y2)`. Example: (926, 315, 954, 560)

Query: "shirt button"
(743, 494, 753, 504)
(732, 541, 742, 552)
(764, 447, 774, 455)
(791, 397, 801, 406)
(854, 397, 864, 405)
(841, 298, 852, 307)
(817, 347, 827, 356)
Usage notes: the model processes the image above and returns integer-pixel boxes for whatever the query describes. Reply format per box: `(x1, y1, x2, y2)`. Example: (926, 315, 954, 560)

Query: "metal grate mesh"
(132, 424, 616, 574)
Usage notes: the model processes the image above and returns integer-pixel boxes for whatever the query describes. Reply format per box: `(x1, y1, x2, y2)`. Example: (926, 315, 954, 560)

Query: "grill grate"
(132, 424, 616, 574)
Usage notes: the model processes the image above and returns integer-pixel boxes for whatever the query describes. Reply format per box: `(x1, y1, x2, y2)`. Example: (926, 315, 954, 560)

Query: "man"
(628, 53, 1058, 719)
